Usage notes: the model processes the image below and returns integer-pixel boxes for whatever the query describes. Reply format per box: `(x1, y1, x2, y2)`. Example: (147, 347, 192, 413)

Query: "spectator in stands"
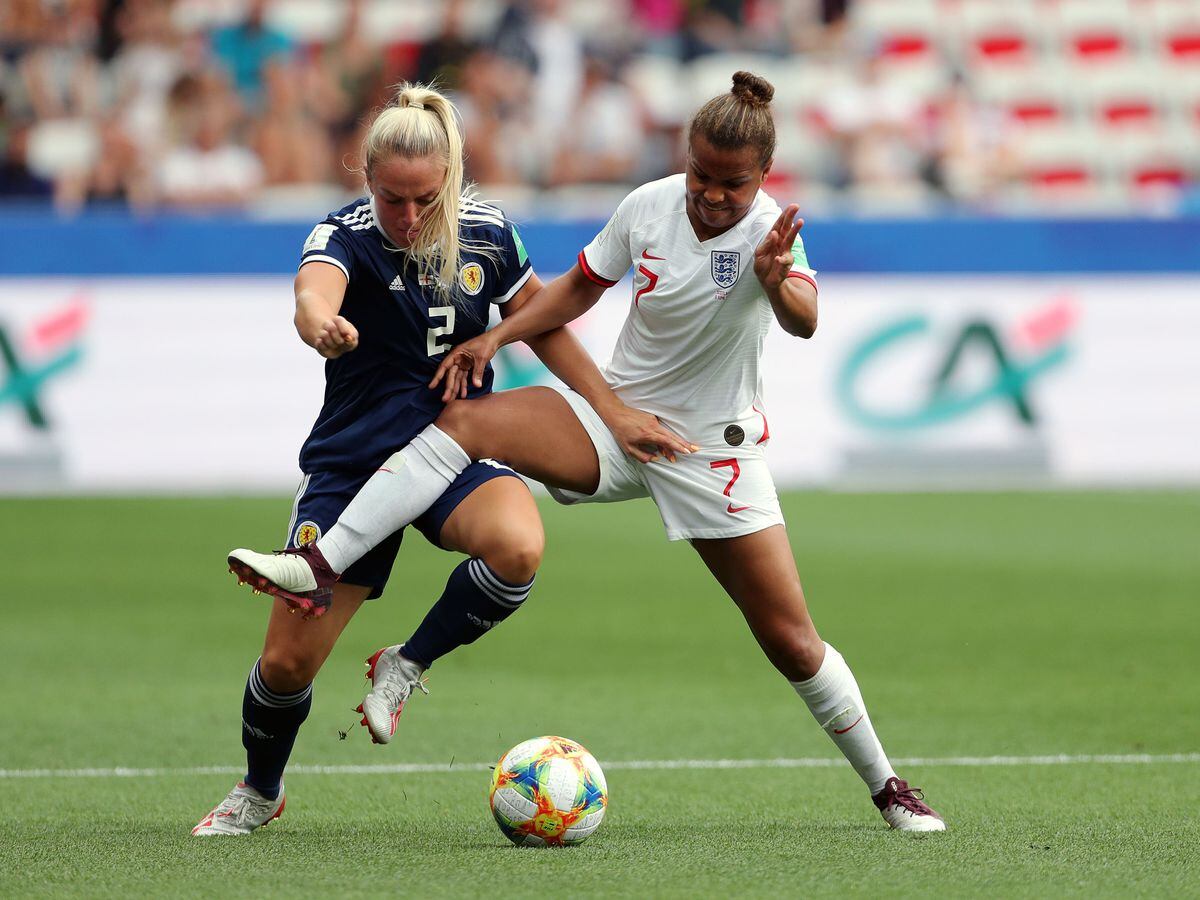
(210, 0, 293, 111)
(453, 46, 534, 186)
(109, 0, 186, 164)
(252, 58, 332, 188)
(308, 0, 384, 131)
(818, 49, 927, 200)
(304, 0, 384, 196)
(1, 0, 49, 74)
(18, 0, 101, 123)
(156, 68, 263, 208)
(59, 113, 154, 210)
(927, 72, 1017, 206)
(0, 94, 53, 200)
(630, 0, 686, 58)
(414, 0, 473, 88)
(491, 0, 584, 176)
(681, 0, 745, 60)
(545, 52, 647, 187)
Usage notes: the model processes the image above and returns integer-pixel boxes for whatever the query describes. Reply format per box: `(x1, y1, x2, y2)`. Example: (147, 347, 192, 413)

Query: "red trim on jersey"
(634, 264, 659, 307)
(787, 271, 819, 292)
(752, 404, 770, 445)
(577, 250, 619, 287)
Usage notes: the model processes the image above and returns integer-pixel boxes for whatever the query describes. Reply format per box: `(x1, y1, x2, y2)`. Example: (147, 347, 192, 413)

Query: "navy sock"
(404, 558, 535, 669)
(241, 659, 312, 801)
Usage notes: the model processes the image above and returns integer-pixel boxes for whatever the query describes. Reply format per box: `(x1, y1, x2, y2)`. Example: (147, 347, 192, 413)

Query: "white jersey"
(579, 174, 817, 443)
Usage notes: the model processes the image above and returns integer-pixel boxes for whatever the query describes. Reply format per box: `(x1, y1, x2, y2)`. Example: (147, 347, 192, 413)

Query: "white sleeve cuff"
(493, 267, 533, 304)
(299, 255, 349, 281)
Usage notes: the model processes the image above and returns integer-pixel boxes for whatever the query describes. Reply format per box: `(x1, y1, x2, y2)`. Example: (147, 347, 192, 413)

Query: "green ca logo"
(837, 308, 1073, 431)
(0, 303, 88, 429)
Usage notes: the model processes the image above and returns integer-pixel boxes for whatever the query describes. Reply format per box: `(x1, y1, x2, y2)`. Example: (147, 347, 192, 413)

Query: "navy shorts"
(284, 460, 521, 599)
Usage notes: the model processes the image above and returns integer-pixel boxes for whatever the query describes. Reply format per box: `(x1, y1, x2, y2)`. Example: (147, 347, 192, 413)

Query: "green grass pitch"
(2, 491, 1198, 897)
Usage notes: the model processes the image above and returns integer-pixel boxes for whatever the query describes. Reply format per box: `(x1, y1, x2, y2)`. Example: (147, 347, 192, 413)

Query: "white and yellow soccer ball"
(488, 736, 608, 847)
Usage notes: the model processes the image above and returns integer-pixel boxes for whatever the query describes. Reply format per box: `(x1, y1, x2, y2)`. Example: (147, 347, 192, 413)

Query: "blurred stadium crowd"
(2, 0, 1199, 216)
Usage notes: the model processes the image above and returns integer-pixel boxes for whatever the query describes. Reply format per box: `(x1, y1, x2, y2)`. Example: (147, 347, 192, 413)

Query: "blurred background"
(1, 0, 1199, 494)
(2, 8, 1198, 890)
(5, 0, 1200, 215)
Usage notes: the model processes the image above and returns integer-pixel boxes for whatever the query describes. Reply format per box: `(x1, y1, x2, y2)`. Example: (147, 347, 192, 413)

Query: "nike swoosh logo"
(833, 714, 864, 735)
(642, 249, 665, 260)
(726, 503, 750, 514)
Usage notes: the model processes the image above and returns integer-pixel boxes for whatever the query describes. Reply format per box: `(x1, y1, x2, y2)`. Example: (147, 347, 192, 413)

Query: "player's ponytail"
(689, 71, 777, 167)
(362, 82, 487, 300)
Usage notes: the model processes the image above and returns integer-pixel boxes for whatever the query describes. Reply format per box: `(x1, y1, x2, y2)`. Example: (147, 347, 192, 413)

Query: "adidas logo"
(389, 275, 405, 292)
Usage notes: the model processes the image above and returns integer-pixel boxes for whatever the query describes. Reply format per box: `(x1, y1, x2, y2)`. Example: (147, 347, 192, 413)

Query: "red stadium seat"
(956, 1, 1043, 69)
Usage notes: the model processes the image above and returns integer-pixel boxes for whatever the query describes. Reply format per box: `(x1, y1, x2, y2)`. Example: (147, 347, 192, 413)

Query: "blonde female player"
(195, 82, 688, 836)
(230, 72, 945, 831)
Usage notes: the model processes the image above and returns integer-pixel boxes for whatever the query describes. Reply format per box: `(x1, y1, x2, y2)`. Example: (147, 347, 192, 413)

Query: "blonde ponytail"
(362, 82, 492, 300)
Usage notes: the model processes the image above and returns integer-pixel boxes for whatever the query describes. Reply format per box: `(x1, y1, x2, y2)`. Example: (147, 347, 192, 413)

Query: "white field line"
(1, 753, 1198, 780)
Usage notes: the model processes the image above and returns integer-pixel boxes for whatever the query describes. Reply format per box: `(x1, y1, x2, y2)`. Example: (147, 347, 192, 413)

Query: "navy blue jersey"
(297, 196, 533, 472)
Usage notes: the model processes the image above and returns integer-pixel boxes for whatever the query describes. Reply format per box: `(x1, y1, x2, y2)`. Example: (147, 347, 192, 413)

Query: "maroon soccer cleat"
(872, 777, 946, 832)
(227, 543, 339, 619)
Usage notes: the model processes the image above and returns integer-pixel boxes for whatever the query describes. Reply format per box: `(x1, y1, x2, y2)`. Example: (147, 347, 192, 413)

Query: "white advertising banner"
(1, 275, 1197, 493)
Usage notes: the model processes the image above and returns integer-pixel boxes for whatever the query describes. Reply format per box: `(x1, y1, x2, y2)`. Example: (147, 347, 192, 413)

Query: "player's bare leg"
(228, 388, 599, 595)
(690, 526, 945, 832)
(436, 387, 602, 494)
(437, 474, 546, 583)
(357, 476, 547, 744)
(260, 584, 370, 689)
(193, 585, 369, 835)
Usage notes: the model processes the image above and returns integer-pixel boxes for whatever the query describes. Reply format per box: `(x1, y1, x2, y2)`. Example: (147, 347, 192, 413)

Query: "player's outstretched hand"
(601, 405, 699, 464)
(430, 332, 502, 403)
(314, 316, 359, 359)
(754, 204, 804, 291)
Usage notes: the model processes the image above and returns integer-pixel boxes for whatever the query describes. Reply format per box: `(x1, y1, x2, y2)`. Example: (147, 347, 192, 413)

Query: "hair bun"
(731, 71, 774, 108)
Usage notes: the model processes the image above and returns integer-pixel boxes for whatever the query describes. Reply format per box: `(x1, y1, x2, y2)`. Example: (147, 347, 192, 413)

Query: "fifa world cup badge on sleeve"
(303, 223, 337, 254)
(711, 251, 740, 289)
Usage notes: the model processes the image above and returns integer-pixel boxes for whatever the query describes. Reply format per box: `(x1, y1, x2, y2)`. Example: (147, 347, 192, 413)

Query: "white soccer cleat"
(229, 548, 317, 591)
(872, 777, 946, 832)
(191, 782, 285, 836)
(227, 545, 338, 619)
(356, 645, 428, 745)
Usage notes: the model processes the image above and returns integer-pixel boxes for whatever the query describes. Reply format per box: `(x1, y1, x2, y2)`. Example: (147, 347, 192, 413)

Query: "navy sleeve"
(299, 220, 354, 280)
(490, 219, 535, 304)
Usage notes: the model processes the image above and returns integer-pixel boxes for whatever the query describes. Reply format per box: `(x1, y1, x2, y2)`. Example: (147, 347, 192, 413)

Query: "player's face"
(368, 154, 448, 248)
(685, 135, 771, 237)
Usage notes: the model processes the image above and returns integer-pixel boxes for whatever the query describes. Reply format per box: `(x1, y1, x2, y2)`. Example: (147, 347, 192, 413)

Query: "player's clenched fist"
(314, 315, 359, 359)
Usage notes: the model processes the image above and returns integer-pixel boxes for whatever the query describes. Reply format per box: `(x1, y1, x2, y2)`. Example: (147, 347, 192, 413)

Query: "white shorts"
(546, 388, 785, 541)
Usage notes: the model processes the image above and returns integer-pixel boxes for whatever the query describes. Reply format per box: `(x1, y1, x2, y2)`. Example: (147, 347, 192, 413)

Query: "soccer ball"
(488, 736, 608, 847)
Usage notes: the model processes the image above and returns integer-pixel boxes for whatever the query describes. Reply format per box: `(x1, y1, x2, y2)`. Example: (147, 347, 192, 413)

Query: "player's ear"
(760, 157, 773, 184)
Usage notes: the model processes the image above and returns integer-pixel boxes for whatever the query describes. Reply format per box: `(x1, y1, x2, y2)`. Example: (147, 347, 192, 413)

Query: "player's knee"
(259, 648, 318, 692)
(760, 623, 824, 682)
(481, 530, 544, 585)
(436, 400, 481, 454)
(782, 631, 826, 681)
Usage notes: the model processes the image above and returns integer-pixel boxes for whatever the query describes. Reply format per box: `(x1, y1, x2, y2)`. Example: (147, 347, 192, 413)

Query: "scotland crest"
(711, 250, 740, 289)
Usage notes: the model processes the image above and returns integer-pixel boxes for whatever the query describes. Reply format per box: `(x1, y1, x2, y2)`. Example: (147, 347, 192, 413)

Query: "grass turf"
(2, 491, 1198, 897)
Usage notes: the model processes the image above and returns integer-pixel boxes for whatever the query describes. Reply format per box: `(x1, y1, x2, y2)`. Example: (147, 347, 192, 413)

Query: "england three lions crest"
(710, 250, 741, 289)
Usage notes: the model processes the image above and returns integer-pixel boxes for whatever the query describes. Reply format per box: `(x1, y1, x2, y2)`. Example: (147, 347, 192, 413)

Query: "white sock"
(791, 643, 897, 795)
(317, 425, 471, 573)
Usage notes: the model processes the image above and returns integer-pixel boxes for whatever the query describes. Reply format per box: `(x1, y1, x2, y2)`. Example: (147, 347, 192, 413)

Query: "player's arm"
(439, 275, 695, 463)
(431, 262, 605, 391)
(493, 263, 608, 350)
(754, 204, 818, 339)
(294, 261, 358, 358)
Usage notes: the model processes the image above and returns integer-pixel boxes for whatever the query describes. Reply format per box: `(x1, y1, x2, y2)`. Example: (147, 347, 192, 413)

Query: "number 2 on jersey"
(427, 306, 456, 355)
